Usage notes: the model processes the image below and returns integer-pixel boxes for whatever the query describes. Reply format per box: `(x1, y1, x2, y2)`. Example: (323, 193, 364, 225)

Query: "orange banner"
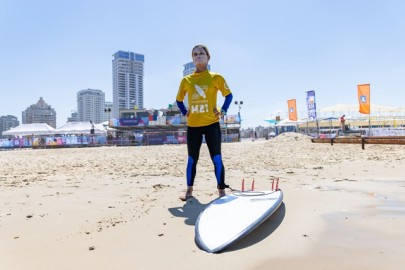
(357, 84, 370, 114)
(287, 99, 297, 121)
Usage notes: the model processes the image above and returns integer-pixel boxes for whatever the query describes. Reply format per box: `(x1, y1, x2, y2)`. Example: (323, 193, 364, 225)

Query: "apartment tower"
(112, 51, 144, 118)
(77, 89, 105, 124)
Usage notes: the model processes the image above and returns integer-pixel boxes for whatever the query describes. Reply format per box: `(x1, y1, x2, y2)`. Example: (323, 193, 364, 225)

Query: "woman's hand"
(213, 107, 225, 118)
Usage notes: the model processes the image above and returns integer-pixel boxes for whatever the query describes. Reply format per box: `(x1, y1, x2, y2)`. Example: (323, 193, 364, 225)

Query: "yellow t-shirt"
(176, 70, 232, 127)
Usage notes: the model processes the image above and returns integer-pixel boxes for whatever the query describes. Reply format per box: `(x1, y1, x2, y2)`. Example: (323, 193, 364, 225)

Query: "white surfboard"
(195, 189, 283, 253)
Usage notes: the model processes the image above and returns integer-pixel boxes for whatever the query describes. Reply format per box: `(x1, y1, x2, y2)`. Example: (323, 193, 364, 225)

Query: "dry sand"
(0, 132, 404, 270)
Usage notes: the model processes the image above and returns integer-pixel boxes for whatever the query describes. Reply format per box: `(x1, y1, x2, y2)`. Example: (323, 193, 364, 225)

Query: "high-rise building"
(112, 50, 144, 118)
(77, 89, 105, 124)
(22, 97, 57, 128)
(0, 115, 19, 137)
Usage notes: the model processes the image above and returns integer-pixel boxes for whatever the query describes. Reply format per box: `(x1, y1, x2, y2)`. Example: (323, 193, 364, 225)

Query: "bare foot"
(218, 188, 226, 198)
(179, 187, 193, 201)
(179, 194, 193, 201)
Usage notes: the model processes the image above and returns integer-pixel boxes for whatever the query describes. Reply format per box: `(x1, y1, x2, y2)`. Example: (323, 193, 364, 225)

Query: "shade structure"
(275, 118, 304, 127)
(264, 119, 278, 125)
(55, 122, 106, 135)
(2, 123, 55, 136)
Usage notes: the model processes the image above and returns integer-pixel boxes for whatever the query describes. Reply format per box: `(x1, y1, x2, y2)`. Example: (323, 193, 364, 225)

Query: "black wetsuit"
(186, 122, 225, 189)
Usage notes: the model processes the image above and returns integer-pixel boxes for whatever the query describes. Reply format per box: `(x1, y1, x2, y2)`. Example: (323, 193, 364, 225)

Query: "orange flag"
(287, 99, 297, 121)
(357, 84, 370, 114)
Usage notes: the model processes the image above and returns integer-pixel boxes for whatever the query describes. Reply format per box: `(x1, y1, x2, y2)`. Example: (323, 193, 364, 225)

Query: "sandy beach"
(1, 132, 404, 270)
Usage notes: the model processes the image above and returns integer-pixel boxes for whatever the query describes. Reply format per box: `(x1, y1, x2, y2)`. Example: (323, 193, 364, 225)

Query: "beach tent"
(322, 117, 339, 132)
(55, 122, 107, 135)
(95, 121, 116, 131)
(2, 123, 55, 136)
(273, 119, 304, 134)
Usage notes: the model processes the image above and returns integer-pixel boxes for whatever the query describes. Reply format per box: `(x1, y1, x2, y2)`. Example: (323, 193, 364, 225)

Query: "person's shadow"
(168, 197, 208, 226)
(168, 199, 286, 253)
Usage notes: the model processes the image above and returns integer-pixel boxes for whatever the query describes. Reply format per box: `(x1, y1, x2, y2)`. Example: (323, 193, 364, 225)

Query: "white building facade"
(77, 89, 105, 124)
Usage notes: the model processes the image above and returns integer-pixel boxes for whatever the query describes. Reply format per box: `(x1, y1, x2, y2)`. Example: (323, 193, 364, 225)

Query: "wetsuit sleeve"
(176, 100, 188, 116)
(221, 93, 233, 113)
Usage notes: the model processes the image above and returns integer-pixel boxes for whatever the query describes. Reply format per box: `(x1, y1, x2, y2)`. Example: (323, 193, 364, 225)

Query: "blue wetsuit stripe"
(186, 156, 194, 186)
(213, 155, 223, 187)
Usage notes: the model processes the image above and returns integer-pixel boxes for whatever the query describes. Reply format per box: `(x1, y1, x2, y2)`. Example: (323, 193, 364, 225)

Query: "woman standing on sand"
(176, 44, 233, 201)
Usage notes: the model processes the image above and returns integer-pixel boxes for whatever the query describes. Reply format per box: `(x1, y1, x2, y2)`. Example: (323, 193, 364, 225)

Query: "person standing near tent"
(340, 114, 346, 131)
(176, 44, 233, 201)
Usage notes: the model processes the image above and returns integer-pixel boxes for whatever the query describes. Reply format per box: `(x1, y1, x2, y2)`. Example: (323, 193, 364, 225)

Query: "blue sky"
(1, 0, 404, 128)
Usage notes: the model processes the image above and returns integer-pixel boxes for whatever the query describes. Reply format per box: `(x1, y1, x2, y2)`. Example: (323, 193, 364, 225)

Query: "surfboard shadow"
(220, 202, 286, 253)
(168, 198, 208, 226)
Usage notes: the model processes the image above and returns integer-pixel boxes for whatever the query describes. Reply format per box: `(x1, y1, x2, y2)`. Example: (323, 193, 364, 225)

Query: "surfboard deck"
(195, 189, 283, 253)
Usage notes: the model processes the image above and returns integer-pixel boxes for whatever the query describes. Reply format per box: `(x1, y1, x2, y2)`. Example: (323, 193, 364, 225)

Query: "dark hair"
(191, 44, 210, 59)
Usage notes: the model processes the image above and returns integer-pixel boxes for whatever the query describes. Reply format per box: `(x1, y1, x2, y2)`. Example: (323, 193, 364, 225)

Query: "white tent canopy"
(95, 121, 116, 131)
(275, 119, 304, 127)
(55, 122, 107, 135)
(2, 123, 55, 136)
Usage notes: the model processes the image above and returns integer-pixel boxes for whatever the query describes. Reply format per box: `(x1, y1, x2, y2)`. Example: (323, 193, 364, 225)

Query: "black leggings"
(186, 122, 226, 189)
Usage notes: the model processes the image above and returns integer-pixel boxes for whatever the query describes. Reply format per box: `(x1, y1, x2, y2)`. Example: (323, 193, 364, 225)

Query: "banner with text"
(306, 90, 317, 121)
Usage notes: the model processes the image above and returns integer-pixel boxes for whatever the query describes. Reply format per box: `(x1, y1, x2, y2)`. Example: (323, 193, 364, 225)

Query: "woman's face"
(192, 46, 209, 67)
